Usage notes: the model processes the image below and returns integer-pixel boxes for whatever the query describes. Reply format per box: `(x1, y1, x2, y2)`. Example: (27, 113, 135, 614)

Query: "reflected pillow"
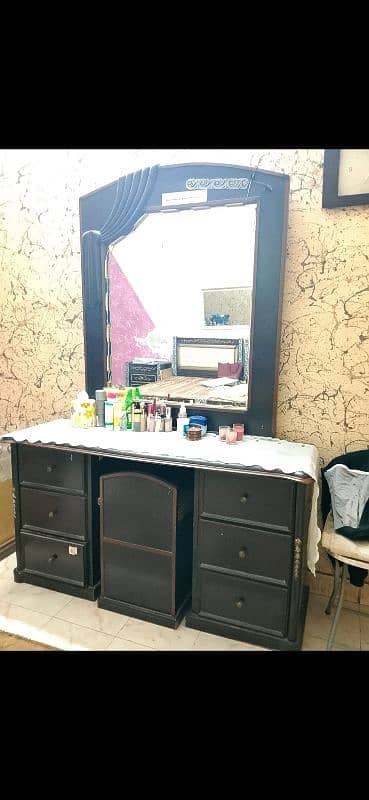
(218, 362, 242, 379)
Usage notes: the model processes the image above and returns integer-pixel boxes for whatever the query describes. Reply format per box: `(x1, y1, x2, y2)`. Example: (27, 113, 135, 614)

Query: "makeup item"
(104, 393, 116, 429)
(113, 401, 125, 431)
(188, 425, 202, 441)
(95, 389, 106, 427)
(177, 401, 189, 437)
(189, 415, 207, 437)
(226, 428, 238, 444)
(233, 423, 245, 441)
(140, 402, 147, 432)
(133, 402, 142, 432)
(71, 394, 96, 428)
(165, 406, 172, 432)
(219, 425, 230, 441)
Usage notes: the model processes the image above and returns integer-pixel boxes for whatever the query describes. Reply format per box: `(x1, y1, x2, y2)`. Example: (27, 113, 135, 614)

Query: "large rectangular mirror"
(80, 162, 289, 436)
(107, 202, 257, 410)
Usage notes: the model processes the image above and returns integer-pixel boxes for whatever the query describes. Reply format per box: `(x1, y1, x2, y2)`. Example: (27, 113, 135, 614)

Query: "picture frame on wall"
(322, 149, 369, 208)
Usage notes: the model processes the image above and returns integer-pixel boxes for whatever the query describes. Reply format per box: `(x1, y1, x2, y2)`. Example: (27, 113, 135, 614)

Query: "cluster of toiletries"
(70, 391, 244, 442)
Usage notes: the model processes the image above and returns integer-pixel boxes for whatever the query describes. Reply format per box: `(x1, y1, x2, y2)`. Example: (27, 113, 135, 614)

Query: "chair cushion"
(322, 513, 369, 567)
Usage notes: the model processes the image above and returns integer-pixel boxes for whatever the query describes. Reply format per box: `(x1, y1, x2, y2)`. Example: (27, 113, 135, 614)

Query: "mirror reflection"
(107, 202, 257, 410)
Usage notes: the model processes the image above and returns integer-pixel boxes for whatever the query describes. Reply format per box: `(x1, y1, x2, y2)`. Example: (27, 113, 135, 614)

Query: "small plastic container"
(188, 415, 207, 437)
(233, 423, 245, 441)
(219, 425, 230, 441)
(226, 428, 238, 444)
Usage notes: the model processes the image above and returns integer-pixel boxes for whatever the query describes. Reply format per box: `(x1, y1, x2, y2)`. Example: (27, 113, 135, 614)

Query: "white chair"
(322, 512, 369, 650)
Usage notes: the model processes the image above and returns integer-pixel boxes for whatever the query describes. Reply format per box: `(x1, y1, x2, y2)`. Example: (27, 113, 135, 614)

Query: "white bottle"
(176, 401, 189, 437)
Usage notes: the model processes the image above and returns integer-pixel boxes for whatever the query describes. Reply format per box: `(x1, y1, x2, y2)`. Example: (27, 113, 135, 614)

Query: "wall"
(1, 149, 369, 579)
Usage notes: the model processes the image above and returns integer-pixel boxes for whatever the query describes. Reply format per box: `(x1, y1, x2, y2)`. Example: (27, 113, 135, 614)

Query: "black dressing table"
(2, 161, 321, 650)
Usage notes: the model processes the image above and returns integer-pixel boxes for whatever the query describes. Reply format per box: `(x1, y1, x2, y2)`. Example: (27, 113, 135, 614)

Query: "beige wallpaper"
(1, 148, 369, 472)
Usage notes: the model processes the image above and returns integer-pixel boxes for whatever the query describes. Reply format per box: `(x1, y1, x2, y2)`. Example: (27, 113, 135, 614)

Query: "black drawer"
(19, 445, 85, 492)
(200, 471, 295, 533)
(198, 519, 292, 584)
(102, 541, 172, 614)
(20, 531, 86, 586)
(20, 487, 87, 540)
(198, 569, 288, 635)
(101, 472, 179, 551)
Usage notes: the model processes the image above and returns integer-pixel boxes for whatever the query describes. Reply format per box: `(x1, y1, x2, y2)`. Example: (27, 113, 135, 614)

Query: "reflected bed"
(138, 375, 248, 409)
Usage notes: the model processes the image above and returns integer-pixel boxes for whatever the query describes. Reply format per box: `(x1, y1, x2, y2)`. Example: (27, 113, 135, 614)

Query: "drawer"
(20, 487, 87, 540)
(198, 519, 292, 584)
(199, 568, 288, 635)
(20, 531, 86, 586)
(200, 471, 295, 532)
(102, 541, 172, 614)
(19, 445, 85, 492)
(101, 472, 178, 551)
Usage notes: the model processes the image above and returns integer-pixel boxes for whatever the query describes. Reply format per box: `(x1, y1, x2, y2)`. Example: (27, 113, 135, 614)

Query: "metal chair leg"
(326, 563, 348, 651)
(325, 559, 340, 615)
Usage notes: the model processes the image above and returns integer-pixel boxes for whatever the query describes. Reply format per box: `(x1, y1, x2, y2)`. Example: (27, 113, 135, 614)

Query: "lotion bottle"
(176, 401, 189, 437)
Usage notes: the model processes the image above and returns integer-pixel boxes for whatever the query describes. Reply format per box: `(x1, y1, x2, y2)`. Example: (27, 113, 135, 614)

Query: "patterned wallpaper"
(1, 148, 369, 468)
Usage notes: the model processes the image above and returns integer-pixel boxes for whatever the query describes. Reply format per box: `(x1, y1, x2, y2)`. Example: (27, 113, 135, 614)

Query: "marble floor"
(0, 552, 368, 651)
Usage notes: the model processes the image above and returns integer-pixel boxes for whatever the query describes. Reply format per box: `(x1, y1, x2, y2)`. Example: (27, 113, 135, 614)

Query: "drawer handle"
(48, 509, 57, 519)
(235, 597, 245, 609)
(48, 554, 58, 564)
(240, 495, 248, 504)
(238, 547, 247, 560)
(46, 465, 56, 473)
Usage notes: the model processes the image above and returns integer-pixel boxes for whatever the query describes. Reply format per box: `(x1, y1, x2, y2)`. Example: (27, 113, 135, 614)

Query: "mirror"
(80, 162, 289, 436)
(107, 202, 257, 410)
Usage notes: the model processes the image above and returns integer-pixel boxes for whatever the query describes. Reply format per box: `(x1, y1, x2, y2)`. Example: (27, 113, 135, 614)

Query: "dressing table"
(2, 160, 321, 650)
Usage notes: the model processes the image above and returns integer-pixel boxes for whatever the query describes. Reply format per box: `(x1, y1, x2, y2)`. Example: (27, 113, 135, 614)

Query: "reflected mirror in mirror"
(106, 202, 257, 410)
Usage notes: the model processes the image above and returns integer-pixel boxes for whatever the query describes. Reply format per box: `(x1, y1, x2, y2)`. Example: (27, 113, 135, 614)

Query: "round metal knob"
(238, 547, 247, 560)
(46, 465, 56, 473)
(235, 598, 245, 609)
(48, 510, 57, 519)
(48, 554, 58, 564)
(240, 495, 248, 504)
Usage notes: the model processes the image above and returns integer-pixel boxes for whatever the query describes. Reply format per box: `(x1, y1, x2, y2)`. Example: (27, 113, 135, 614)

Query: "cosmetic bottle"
(177, 401, 189, 437)
(104, 392, 116, 429)
(95, 389, 106, 427)
(165, 406, 172, 432)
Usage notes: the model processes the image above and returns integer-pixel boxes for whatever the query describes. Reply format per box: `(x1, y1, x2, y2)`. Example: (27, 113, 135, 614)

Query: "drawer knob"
(240, 495, 248, 504)
(46, 465, 56, 473)
(238, 547, 247, 560)
(48, 554, 58, 563)
(235, 597, 245, 609)
(48, 509, 57, 519)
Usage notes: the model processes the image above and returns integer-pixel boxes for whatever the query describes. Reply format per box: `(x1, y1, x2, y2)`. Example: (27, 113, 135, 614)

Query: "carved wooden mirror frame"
(79, 162, 289, 436)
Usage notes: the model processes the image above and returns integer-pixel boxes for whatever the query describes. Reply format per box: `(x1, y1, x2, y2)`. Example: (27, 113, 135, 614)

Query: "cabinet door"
(102, 542, 173, 613)
(100, 472, 177, 551)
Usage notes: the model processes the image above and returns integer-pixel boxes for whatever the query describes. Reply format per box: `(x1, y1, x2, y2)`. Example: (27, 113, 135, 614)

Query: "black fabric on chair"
(321, 448, 369, 587)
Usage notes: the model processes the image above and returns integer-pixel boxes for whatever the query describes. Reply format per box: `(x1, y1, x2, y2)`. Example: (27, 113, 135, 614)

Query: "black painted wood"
(19, 445, 85, 493)
(10, 440, 313, 649)
(20, 530, 87, 586)
(198, 519, 292, 584)
(20, 487, 87, 540)
(199, 470, 295, 532)
(79, 162, 289, 437)
(199, 568, 288, 635)
(99, 471, 194, 627)
(12, 444, 100, 601)
(186, 468, 313, 650)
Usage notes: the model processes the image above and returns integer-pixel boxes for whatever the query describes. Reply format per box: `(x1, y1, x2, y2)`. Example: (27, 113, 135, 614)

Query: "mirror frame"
(79, 162, 289, 436)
